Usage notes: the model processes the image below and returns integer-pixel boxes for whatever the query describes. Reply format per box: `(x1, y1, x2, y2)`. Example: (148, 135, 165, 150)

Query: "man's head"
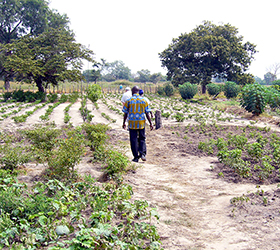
(139, 89, 144, 96)
(131, 86, 139, 95)
(125, 87, 131, 92)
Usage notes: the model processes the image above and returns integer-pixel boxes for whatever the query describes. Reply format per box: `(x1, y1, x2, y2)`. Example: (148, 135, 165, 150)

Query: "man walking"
(121, 86, 132, 107)
(122, 86, 153, 162)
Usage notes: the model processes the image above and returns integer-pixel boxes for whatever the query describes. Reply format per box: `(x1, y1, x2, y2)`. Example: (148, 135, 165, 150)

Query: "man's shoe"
(132, 158, 139, 162)
(141, 155, 146, 161)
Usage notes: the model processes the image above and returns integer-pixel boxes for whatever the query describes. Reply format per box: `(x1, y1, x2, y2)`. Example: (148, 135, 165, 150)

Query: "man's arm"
(145, 112, 154, 130)
(123, 113, 128, 129)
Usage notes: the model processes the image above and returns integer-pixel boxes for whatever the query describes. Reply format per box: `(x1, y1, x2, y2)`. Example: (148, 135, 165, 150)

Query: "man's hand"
(150, 124, 154, 130)
(123, 123, 126, 130)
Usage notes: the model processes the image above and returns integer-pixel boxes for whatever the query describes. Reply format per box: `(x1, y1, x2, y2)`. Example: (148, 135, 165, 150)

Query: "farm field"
(1, 92, 280, 249)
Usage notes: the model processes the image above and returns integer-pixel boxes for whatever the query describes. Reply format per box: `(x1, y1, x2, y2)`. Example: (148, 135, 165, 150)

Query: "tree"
(101, 60, 132, 82)
(266, 62, 280, 79)
(0, 0, 69, 89)
(83, 62, 102, 83)
(134, 69, 151, 83)
(150, 72, 166, 83)
(159, 21, 257, 93)
(264, 72, 276, 85)
(1, 28, 93, 92)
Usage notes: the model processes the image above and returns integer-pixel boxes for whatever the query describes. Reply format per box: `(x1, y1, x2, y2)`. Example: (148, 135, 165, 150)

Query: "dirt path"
(3, 98, 280, 250)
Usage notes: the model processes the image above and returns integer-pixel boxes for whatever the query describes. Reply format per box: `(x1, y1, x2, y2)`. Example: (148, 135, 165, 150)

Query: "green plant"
(224, 81, 240, 99)
(207, 83, 221, 97)
(157, 86, 165, 96)
(164, 83, 174, 96)
(86, 84, 102, 103)
(227, 134, 248, 150)
(47, 93, 58, 103)
(59, 93, 68, 103)
(198, 139, 216, 155)
(46, 134, 85, 180)
(218, 149, 251, 178)
(173, 112, 185, 122)
(240, 83, 267, 115)
(179, 82, 198, 100)
(82, 123, 110, 151)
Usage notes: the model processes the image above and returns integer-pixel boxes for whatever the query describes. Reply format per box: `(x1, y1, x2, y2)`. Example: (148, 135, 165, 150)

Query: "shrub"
(12, 90, 26, 102)
(266, 87, 280, 109)
(47, 93, 58, 103)
(224, 81, 240, 99)
(240, 83, 267, 115)
(157, 86, 165, 96)
(164, 83, 174, 96)
(179, 82, 198, 100)
(272, 79, 280, 91)
(86, 84, 102, 103)
(46, 134, 85, 180)
(82, 123, 110, 150)
(59, 93, 68, 103)
(207, 83, 221, 96)
(3, 92, 12, 101)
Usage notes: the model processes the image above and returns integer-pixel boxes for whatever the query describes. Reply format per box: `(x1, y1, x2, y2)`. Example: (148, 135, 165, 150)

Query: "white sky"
(49, 0, 280, 78)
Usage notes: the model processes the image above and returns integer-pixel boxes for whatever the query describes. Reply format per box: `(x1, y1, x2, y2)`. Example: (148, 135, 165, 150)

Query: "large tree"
(0, 0, 69, 89)
(101, 60, 132, 82)
(1, 28, 93, 92)
(159, 21, 257, 93)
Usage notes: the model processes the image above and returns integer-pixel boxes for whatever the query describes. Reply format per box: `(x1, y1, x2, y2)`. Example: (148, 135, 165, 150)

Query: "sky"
(49, 0, 280, 79)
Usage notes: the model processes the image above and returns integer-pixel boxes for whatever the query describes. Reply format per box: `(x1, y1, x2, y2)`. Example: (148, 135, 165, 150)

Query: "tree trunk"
(201, 84, 206, 94)
(4, 80, 10, 91)
(35, 79, 45, 92)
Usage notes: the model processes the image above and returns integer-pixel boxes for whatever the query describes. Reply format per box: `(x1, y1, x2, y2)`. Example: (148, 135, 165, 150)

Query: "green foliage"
(227, 134, 248, 150)
(224, 81, 240, 99)
(173, 112, 185, 122)
(2, 28, 93, 92)
(22, 124, 61, 152)
(82, 123, 110, 151)
(104, 149, 130, 182)
(207, 83, 221, 96)
(47, 93, 58, 103)
(46, 133, 85, 180)
(179, 82, 198, 100)
(217, 149, 251, 178)
(86, 84, 102, 103)
(0, 175, 161, 249)
(240, 83, 267, 115)
(246, 142, 263, 161)
(0, 144, 31, 172)
(265, 87, 280, 109)
(3, 90, 46, 102)
(198, 139, 216, 155)
(157, 86, 165, 96)
(59, 93, 68, 103)
(159, 21, 257, 88)
(164, 83, 174, 96)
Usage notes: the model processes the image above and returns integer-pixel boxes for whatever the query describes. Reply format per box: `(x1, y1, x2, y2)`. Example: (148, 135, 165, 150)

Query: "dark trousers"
(129, 128, 146, 159)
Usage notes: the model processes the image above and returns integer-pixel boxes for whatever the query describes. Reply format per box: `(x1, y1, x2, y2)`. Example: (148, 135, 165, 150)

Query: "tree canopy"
(0, 0, 93, 91)
(1, 28, 93, 92)
(159, 21, 257, 92)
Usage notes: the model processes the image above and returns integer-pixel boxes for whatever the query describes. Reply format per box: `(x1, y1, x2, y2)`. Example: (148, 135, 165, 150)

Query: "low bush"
(179, 82, 198, 100)
(86, 84, 102, 103)
(224, 81, 240, 99)
(157, 86, 165, 96)
(240, 83, 267, 115)
(207, 83, 221, 96)
(164, 83, 174, 96)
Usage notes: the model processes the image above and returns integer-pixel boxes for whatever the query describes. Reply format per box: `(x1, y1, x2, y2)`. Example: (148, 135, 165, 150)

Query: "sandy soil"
(1, 97, 280, 250)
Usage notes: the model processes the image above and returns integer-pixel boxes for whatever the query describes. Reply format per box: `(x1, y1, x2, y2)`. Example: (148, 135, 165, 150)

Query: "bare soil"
(1, 98, 280, 250)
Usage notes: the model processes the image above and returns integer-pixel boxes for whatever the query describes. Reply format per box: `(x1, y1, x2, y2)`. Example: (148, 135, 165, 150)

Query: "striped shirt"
(122, 94, 151, 129)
